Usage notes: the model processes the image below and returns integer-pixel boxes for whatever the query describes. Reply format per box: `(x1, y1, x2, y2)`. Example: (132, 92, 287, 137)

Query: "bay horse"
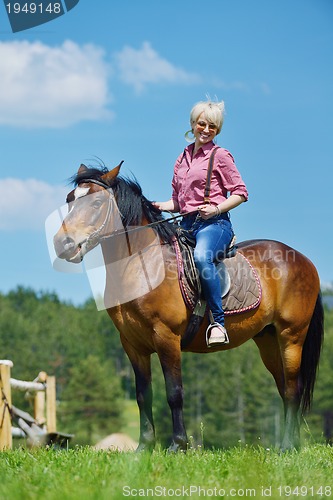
(53, 163, 324, 451)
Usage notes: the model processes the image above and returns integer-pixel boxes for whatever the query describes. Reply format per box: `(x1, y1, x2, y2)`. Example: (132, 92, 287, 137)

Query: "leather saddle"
(175, 227, 237, 305)
(173, 229, 262, 349)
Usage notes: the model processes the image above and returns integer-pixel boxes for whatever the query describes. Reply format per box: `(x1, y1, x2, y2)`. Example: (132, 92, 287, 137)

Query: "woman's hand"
(198, 195, 246, 219)
(152, 199, 179, 213)
(198, 204, 219, 219)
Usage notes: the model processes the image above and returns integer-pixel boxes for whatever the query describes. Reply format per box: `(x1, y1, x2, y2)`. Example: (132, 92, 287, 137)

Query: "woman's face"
(193, 112, 218, 145)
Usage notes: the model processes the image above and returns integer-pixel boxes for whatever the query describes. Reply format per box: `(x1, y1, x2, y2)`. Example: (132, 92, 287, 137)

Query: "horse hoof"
(167, 440, 187, 453)
(135, 442, 155, 453)
(280, 441, 299, 453)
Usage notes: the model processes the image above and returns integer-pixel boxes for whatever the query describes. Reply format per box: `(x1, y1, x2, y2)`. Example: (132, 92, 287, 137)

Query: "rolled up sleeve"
(217, 149, 248, 201)
(171, 154, 182, 205)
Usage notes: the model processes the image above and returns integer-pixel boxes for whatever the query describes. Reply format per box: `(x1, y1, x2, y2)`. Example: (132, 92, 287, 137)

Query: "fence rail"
(0, 360, 57, 450)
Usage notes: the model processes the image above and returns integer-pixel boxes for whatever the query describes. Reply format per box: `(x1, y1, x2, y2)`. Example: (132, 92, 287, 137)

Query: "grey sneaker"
(206, 323, 230, 347)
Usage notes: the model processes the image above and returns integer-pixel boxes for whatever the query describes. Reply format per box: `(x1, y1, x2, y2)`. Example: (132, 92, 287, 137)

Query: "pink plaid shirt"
(172, 142, 248, 214)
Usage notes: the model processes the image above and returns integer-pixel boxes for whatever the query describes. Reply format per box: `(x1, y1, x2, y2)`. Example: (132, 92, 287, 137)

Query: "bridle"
(78, 179, 116, 252)
(74, 179, 192, 252)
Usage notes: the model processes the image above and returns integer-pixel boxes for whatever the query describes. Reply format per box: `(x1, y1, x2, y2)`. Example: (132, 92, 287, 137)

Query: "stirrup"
(206, 323, 230, 347)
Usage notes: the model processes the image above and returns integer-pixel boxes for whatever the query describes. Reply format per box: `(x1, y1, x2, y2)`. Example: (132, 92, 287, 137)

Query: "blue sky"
(0, 0, 332, 305)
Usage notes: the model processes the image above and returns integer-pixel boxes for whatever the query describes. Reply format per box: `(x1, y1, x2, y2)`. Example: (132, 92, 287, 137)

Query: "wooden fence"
(0, 360, 56, 450)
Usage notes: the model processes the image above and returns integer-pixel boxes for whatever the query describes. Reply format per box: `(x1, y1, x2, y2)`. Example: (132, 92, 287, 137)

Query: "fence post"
(0, 361, 13, 450)
(46, 375, 56, 433)
(34, 371, 47, 427)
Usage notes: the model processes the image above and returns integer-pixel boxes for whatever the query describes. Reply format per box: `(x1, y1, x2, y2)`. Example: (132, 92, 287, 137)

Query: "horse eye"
(92, 200, 103, 209)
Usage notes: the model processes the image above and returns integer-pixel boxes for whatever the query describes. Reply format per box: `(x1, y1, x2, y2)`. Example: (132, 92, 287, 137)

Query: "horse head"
(53, 162, 123, 263)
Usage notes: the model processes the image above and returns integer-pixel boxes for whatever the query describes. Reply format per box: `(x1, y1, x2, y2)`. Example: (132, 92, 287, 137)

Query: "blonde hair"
(190, 100, 225, 135)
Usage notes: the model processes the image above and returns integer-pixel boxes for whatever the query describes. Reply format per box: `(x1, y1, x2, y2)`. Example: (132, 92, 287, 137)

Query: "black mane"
(70, 167, 177, 244)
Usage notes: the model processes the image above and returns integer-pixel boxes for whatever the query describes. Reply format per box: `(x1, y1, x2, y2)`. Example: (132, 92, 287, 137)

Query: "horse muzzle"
(53, 235, 85, 263)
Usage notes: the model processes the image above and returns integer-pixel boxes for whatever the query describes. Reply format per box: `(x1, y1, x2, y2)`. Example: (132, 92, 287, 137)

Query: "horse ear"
(78, 164, 88, 174)
(101, 160, 124, 183)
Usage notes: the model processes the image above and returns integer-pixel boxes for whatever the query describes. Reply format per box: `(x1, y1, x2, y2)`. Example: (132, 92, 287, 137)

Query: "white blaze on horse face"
(74, 187, 90, 200)
(45, 204, 84, 273)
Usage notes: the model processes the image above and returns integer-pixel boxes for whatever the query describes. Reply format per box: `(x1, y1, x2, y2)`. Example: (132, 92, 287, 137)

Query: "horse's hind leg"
(254, 326, 284, 397)
(277, 326, 308, 451)
(256, 323, 309, 450)
(254, 328, 286, 442)
(254, 325, 302, 450)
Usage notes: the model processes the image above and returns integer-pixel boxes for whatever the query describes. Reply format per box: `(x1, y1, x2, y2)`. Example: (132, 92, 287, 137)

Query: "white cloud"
(211, 78, 250, 92)
(0, 178, 67, 230)
(0, 39, 252, 128)
(259, 82, 272, 95)
(0, 40, 112, 128)
(114, 41, 201, 93)
(211, 78, 272, 95)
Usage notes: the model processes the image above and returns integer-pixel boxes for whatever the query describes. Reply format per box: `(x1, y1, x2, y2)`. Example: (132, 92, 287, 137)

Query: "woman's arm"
(216, 194, 246, 213)
(198, 194, 246, 219)
(153, 199, 180, 213)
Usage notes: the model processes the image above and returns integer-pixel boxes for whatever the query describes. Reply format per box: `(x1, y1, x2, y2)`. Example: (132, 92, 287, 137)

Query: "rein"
(76, 179, 195, 246)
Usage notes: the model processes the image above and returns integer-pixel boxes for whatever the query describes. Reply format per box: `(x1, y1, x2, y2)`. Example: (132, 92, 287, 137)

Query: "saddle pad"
(173, 237, 261, 316)
(221, 253, 261, 315)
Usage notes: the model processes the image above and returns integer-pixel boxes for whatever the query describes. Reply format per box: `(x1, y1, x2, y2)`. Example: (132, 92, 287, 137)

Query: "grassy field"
(0, 445, 332, 499)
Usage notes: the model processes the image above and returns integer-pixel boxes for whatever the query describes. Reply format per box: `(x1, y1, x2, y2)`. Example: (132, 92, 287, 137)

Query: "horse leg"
(134, 358, 156, 451)
(255, 325, 306, 450)
(155, 337, 188, 452)
(278, 333, 306, 451)
(254, 326, 284, 399)
(121, 341, 155, 451)
(254, 327, 286, 445)
(278, 289, 323, 450)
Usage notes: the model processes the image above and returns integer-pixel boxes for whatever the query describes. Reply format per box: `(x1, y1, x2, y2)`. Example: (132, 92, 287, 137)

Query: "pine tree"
(59, 354, 124, 445)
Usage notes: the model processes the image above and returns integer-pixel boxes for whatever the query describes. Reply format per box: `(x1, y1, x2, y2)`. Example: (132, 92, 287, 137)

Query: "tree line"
(1, 287, 332, 448)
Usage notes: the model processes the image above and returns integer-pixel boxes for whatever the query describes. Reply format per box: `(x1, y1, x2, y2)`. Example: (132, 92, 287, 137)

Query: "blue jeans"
(181, 213, 233, 326)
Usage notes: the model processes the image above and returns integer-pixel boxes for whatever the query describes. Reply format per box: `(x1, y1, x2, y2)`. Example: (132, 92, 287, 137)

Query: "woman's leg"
(194, 220, 233, 326)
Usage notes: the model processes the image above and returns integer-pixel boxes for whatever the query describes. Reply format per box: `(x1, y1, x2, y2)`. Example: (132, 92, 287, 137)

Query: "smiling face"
(193, 112, 218, 146)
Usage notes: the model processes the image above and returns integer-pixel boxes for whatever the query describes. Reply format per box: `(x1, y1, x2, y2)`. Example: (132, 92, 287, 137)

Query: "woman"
(154, 100, 248, 347)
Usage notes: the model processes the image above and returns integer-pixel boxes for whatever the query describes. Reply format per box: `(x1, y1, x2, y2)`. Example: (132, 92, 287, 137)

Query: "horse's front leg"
(155, 335, 188, 452)
(122, 341, 155, 451)
(134, 359, 156, 451)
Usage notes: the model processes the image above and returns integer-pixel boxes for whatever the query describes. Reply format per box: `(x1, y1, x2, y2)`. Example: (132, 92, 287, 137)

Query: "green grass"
(0, 445, 332, 499)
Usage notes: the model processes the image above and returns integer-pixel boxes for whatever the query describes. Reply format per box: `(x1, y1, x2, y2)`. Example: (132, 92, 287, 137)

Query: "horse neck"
(100, 215, 173, 276)
(99, 219, 176, 310)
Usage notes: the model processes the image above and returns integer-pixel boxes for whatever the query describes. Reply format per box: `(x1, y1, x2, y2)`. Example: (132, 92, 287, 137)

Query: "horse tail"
(300, 293, 324, 414)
